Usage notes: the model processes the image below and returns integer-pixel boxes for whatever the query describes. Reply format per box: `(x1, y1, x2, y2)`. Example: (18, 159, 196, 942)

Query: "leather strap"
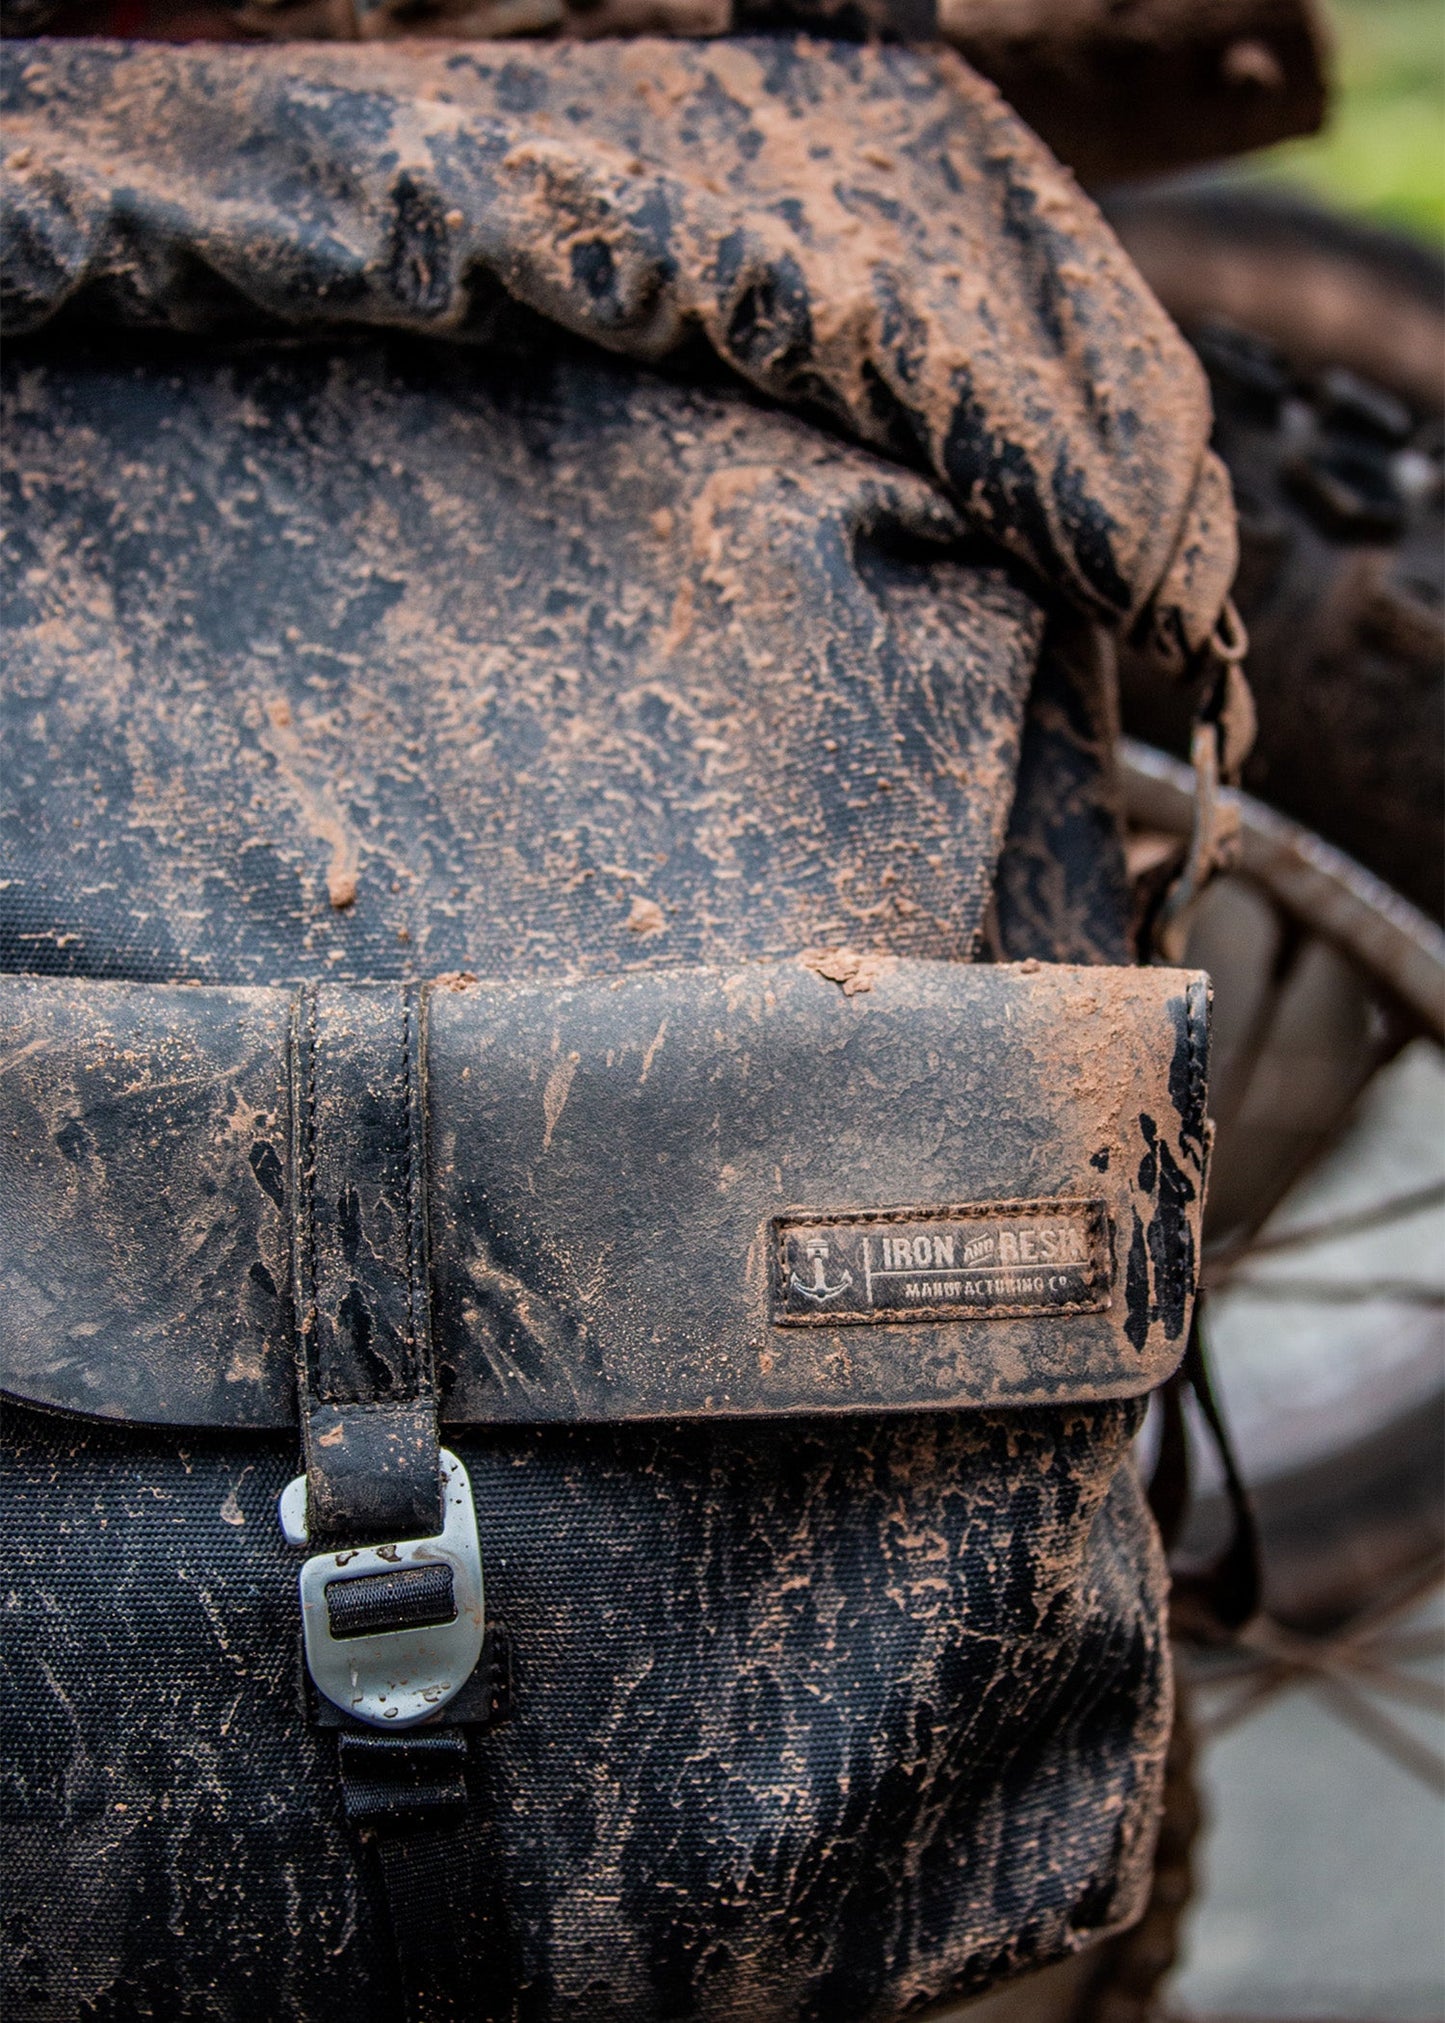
(290, 982, 441, 1545)
(290, 985, 482, 2013)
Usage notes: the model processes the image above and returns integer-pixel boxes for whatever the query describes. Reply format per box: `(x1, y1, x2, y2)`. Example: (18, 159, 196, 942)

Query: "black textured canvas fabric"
(4, 1399, 1168, 2019)
(1, 331, 1050, 989)
(0, 36, 1237, 671)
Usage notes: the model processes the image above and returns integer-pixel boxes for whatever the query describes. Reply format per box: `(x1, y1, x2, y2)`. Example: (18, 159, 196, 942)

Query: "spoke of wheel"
(1208, 906, 1300, 1146)
(1194, 1664, 1293, 1740)
(1194, 1556, 1444, 1717)
(1342, 1654, 1445, 1715)
(1205, 1178, 1445, 1270)
(1366, 1625, 1445, 1661)
(1310, 1673, 1445, 1796)
(1198, 1011, 1400, 1278)
(1207, 1278, 1444, 1305)
(1336, 1555, 1445, 1639)
(1198, 968, 1407, 1269)
(1195, 1640, 1445, 1744)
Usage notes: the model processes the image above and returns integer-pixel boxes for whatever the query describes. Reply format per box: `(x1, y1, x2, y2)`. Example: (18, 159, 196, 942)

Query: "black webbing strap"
(336, 1733, 485, 2023)
(289, 983, 484, 2018)
(1148, 1308, 1262, 1638)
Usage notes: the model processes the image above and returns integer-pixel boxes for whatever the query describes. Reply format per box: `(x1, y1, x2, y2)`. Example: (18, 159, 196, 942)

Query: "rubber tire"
(1107, 185, 1445, 925)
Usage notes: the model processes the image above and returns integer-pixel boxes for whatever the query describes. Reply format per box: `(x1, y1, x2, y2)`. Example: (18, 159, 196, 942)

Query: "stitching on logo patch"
(770, 1200, 1113, 1326)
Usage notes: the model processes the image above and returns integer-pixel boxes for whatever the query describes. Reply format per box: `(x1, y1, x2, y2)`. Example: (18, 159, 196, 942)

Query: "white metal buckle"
(278, 1449, 484, 1730)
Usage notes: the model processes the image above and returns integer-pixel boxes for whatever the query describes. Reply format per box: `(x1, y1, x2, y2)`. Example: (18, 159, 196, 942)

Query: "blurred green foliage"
(1252, 0, 1444, 241)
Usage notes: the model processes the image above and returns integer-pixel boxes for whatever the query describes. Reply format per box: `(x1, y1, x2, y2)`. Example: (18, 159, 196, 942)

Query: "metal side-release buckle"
(279, 1449, 484, 1729)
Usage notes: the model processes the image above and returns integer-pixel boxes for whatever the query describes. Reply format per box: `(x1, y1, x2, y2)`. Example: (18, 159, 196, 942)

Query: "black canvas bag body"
(1, 35, 1231, 2021)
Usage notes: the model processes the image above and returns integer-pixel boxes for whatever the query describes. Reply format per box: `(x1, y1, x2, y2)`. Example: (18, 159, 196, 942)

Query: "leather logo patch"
(771, 1201, 1112, 1325)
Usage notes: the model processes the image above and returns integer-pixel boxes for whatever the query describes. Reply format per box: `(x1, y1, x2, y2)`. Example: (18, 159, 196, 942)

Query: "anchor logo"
(789, 1235, 853, 1306)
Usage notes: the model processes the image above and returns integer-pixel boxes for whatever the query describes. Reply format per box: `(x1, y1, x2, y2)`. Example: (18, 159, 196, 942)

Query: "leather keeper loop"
(290, 983, 441, 1544)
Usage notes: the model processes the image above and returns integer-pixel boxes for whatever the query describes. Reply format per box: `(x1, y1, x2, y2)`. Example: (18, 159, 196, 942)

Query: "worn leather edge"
(292, 982, 443, 1542)
(0, 959, 1209, 1428)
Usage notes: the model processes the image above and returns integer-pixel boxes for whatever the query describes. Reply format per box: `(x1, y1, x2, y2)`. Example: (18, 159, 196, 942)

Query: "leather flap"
(0, 959, 1209, 1428)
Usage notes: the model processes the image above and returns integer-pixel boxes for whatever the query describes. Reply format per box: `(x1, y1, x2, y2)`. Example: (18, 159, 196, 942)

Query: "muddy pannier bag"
(1, 34, 1242, 2021)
